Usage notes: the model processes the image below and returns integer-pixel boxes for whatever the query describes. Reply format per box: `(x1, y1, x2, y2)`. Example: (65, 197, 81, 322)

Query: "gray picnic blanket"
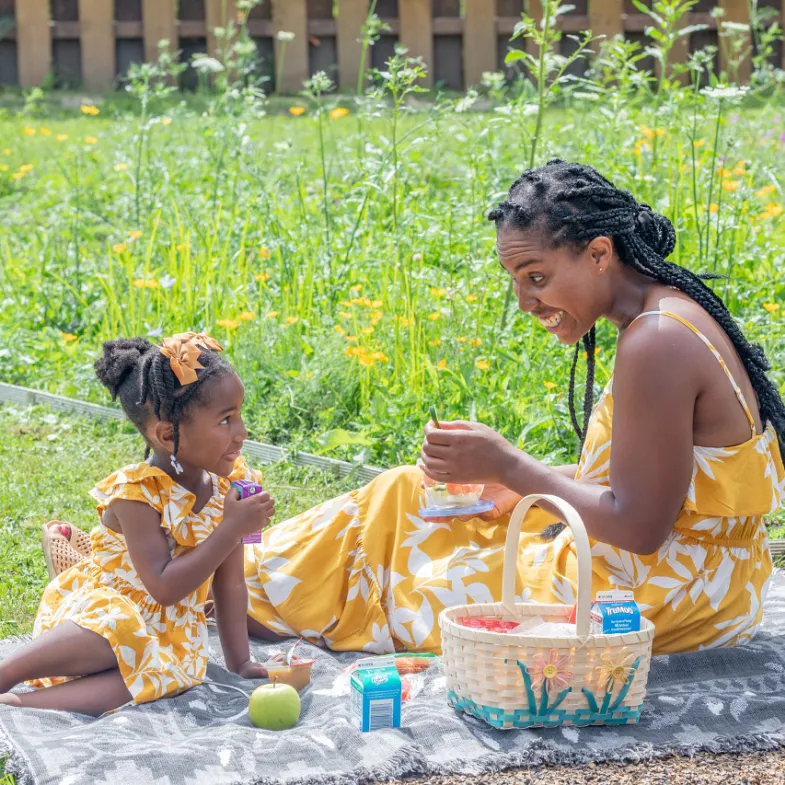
(1, 569, 785, 785)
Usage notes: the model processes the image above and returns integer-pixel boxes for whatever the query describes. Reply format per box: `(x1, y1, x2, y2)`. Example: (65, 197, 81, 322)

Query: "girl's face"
(174, 372, 248, 477)
(496, 224, 613, 345)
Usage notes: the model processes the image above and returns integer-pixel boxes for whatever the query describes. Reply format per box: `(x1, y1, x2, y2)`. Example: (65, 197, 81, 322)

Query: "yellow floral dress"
(31, 459, 261, 703)
(246, 312, 784, 656)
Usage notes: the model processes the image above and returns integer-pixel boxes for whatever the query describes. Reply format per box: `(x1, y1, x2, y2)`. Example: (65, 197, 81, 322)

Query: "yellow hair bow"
(159, 332, 224, 386)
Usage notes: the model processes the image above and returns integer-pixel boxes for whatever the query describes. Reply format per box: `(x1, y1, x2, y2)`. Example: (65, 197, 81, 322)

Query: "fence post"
(206, 0, 237, 59)
(79, 0, 116, 91)
(143, 0, 178, 65)
(400, 0, 433, 87)
(337, 0, 369, 92)
(463, 0, 497, 87)
(718, 0, 751, 82)
(272, 0, 309, 93)
(16, 0, 51, 88)
(588, 0, 623, 46)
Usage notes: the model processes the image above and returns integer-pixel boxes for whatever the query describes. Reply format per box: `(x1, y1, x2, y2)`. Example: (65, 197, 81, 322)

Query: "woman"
(47, 160, 785, 656)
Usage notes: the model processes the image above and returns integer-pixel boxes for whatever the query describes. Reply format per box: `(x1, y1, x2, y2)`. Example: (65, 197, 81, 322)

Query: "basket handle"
(502, 494, 593, 638)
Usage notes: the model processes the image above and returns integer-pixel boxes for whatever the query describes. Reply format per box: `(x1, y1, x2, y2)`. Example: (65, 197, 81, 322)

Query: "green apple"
(248, 682, 301, 730)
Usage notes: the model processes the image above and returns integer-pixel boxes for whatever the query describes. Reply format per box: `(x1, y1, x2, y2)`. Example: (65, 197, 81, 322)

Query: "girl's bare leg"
(1, 669, 132, 716)
(0, 621, 119, 693)
(247, 615, 290, 642)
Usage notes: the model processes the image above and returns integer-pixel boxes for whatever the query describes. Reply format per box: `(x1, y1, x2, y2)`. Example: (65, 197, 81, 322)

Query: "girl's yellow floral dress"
(246, 312, 785, 656)
(31, 459, 261, 703)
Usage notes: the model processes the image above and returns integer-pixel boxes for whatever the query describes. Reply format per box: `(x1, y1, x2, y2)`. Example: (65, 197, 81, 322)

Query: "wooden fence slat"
(272, 0, 309, 93)
(206, 0, 237, 59)
(464, 0, 497, 87)
(337, 0, 369, 91)
(588, 0, 623, 45)
(79, 0, 115, 91)
(400, 0, 433, 86)
(16, 0, 52, 87)
(143, 0, 177, 65)
(718, 0, 750, 81)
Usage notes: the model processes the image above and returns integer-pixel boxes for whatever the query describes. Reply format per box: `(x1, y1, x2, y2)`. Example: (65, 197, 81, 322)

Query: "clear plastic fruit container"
(421, 473, 484, 510)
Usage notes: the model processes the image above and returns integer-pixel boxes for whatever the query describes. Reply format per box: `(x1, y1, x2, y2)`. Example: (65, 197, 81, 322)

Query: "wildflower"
(85, 136, 98, 145)
(0, 165, 6, 172)
(412, 253, 423, 262)
(255, 272, 270, 283)
(265, 311, 279, 319)
(18, 164, 33, 173)
(2, 149, 9, 154)
(544, 381, 557, 390)
(11, 172, 24, 180)
(756, 184, 777, 198)
(114, 163, 129, 172)
(60, 332, 78, 343)
(466, 294, 478, 303)
(709, 203, 719, 214)
(761, 203, 783, 220)
(218, 319, 239, 330)
(397, 316, 412, 329)
(762, 303, 780, 313)
(362, 326, 374, 335)
(371, 300, 383, 309)
(276, 30, 296, 42)
(338, 311, 352, 319)
(428, 338, 441, 347)
(428, 312, 441, 321)
(334, 325, 346, 334)
(597, 648, 637, 693)
(237, 311, 256, 321)
(112, 243, 127, 253)
(475, 359, 490, 371)
(431, 287, 447, 298)
(144, 280, 159, 289)
(370, 351, 389, 363)
(161, 117, 172, 126)
(128, 230, 143, 240)
(160, 275, 177, 289)
(40, 128, 51, 136)
(132, 279, 146, 288)
(80, 105, 100, 116)
(329, 107, 350, 120)
(436, 359, 447, 371)
(350, 284, 362, 293)
(639, 124, 654, 140)
(24, 127, 36, 135)
(457, 336, 467, 343)
(289, 106, 306, 116)
(717, 167, 732, 178)
(56, 134, 68, 142)
(693, 139, 706, 148)
(733, 162, 746, 176)
(345, 335, 359, 343)
(259, 246, 271, 260)
(529, 650, 573, 696)
(722, 179, 739, 192)
(469, 338, 482, 348)
(285, 316, 299, 325)
(358, 353, 375, 367)
(370, 312, 383, 326)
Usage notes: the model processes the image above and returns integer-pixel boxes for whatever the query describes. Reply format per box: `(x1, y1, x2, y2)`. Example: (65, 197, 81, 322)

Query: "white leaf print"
(118, 646, 137, 669)
(264, 573, 302, 606)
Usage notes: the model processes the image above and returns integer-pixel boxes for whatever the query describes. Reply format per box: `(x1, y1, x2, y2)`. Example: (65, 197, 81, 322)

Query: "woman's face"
(496, 223, 613, 345)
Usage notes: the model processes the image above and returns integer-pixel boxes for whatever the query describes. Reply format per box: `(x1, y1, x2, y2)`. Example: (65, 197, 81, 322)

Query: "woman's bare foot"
(0, 693, 22, 707)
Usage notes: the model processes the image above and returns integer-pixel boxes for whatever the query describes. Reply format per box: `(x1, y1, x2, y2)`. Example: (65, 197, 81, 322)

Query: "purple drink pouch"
(232, 480, 264, 544)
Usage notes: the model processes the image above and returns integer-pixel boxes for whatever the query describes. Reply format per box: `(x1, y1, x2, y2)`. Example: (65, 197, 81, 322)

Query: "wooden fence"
(0, 0, 782, 93)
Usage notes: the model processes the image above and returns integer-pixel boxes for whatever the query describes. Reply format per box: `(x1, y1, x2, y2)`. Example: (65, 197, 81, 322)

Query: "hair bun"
(94, 337, 154, 399)
(635, 204, 676, 258)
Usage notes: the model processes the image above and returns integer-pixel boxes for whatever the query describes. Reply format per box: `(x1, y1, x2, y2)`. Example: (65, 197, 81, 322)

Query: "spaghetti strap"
(630, 310, 757, 437)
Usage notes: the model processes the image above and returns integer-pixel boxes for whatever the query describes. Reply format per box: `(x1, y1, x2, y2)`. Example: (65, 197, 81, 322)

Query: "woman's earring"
(170, 453, 184, 475)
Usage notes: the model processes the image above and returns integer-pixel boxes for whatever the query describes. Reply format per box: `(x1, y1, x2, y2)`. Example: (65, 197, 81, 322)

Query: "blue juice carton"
(231, 480, 264, 544)
(350, 657, 402, 732)
(590, 590, 641, 634)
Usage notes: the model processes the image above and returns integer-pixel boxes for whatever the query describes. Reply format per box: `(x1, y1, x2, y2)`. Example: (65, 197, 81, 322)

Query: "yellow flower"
(286, 316, 299, 325)
(431, 287, 447, 298)
(756, 185, 777, 198)
(289, 106, 306, 116)
(2, 149, 10, 154)
(24, 127, 36, 136)
(762, 303, 780, 313)
(144, 280, 159, 289)
(709, 203, 719, 214)
(761, 203, 783, 220)
(0, 164, 7, 172)
(466, 294, 478, 303)
(338, 311, 352, 319)
(436, 359, 447, 371)
(717, 167, 732, 178)
(40, 128, 51, 136)
(345, 335, 359, 343)
(11, 172, 24, 180)
(358, 353, 375, 367)
(259, 246, 271, 260)
(428, 312, 441, 321)
(457, 336, 467, 343)
(722, 179, 739, 192)
(80, 105, 100, 116)
(255, 272, 270, 283)
(265, 311, 279, 319)
(475, 359, 490, 371)
(371, 300, 383, 309)
(329, 107, 350, 120)
(543, 381, 557, 390)
(114, 163, 129, 172)
(638, 124, 654, 140)
(370, 311, 383, 325)
(334, 324, 346, 334)
(218, 319, 239, 330)
(655, 128, 665, 137)
(128, 230, 143, 240)
(693, 139, 706, 148)
(733, 165, 746, 176)
(60, 332, 78, 343)
(350, 284, 362, 293)
(132, 279, 146, 288)
(177, 243, 189, 253)
(161, 117, 172, 126)
(371, 351, 389, 363)
(18, 164, 33, 173)
(112, 243, 127, 253)
(362, 326, 374, 335)
(397, 316, 412, 329)
(237, 311, 256, 321)
(469, 338, 482, 348)
(428, 338, 441, 347)
(56, 134, 68, 142)
(85, 136, 98, 145)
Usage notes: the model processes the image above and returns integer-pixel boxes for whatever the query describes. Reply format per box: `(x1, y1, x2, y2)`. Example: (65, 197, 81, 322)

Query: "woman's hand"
(236, 660, 269, 680)
(420, 420, 521, 486)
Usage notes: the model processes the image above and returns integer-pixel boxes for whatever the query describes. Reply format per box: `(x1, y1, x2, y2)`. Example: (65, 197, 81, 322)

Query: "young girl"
(0, 332, 272, 715)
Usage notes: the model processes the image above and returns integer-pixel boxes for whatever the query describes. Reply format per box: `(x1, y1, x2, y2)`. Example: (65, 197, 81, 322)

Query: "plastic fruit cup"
(421, 472, 484, 510)
(265, 661, 314, 692)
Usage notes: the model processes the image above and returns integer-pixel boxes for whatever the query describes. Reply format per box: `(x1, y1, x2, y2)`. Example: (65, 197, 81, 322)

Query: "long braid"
(489, 158, 785, 459)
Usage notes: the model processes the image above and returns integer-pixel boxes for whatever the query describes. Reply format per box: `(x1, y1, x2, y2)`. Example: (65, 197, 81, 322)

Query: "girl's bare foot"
(0, 693, 22, 707)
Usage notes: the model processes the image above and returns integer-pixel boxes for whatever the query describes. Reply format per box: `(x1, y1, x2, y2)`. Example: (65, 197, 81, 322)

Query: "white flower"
(191, 55, 225, 74)
(276, 31, 296, 42)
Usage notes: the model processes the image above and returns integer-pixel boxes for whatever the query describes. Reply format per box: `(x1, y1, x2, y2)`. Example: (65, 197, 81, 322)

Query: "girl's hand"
(236, 660, 269, 680)
(222, 486, 275, 540)
(420, 420, 520, 486)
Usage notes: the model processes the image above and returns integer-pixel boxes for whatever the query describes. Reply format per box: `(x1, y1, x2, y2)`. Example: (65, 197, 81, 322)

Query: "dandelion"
(334, 325, 346, 334)
(60, 332, 78, 343)
(132, 279, 146, 288)
(128, 230, 143, 240)
(289, 106, 306, 116)
(285, 316, 299, 325)
(112, 243, 127, 253)
(255, 272, 270, 283)
(722, 179, 739, 192)
(457, 336, 467, 343)
(709, 203, 719, 214)
(218, 319, 239, 330)
(85, 136, 98, 145)
(466, 294, 478, 303)
(529, 650, 573, 696)
(693, 139, 706, 148)
(24, 127, 36, 135)
(762, 303, 780, 313)
(144, 280, 159, 289)
(40, 128, 51, 136)
(56, 134, 68, 142)
(114, 163, 129, 172)
(259, 246, 271, 260)
(428, 338, 441, 347)
(756, 185, 777, 198)
(329, 107, 350, 120)
(436, 359, 447, 371)
(596, 648, 637, 693)
(265, 311, 279, 319)
(431, 287, 447, 298)
(469, 338, 482, 348)
(544, 381, 557, 390)
(428, 312, 441, 321)
(80, 105, 100, 116)
(475, 359, 490, 371)
(237, 311, 256, 321)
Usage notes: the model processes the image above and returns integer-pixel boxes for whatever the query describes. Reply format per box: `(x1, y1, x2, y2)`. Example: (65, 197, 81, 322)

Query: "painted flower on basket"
(529, 650, 573, 695)
(597, 648, 637, 693)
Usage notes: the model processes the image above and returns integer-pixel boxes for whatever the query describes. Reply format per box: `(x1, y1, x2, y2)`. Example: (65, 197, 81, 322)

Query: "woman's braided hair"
(94, 337, 234, 459)
(489, 159, 785, 459)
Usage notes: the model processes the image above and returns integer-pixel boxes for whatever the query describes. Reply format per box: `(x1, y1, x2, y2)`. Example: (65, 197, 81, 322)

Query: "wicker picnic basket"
(439, 494, 656, 730)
